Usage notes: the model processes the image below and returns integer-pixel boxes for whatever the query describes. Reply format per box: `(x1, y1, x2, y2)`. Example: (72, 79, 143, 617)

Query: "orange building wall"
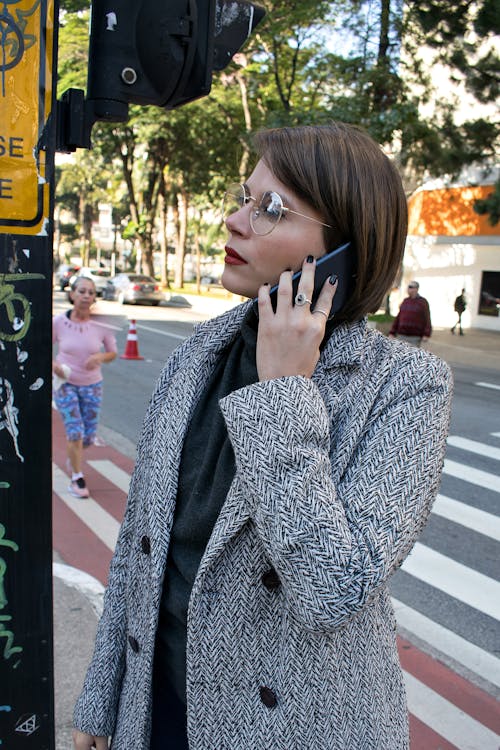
(408, 185, 499, 237)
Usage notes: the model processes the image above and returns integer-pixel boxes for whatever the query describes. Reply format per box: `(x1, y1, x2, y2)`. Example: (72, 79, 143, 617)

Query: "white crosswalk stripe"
(53, 465, 120, 550)
(402, 543, 500, 621)
(475, 382, 500, 392)
(404, 672, 500, 750)
(443, 458, 500, 493)
(446, 436, 500, 462)
(433, 494, 500, 542)
(87, 459, 131, 494)
(393, 432, 500, 692)
(392, 598, 500, 689)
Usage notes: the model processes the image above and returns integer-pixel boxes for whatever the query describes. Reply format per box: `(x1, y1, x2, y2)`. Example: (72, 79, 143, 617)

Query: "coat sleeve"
(73, 335, 195, 735)
(219, 354, 452, 632)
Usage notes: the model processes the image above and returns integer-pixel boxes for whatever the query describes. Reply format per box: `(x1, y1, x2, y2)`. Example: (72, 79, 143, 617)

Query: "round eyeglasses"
(222, 182, 332, 236)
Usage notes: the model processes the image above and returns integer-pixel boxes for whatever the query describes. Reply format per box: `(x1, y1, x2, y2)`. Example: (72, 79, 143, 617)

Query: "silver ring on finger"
(295, 292, 312, 306)
(312, 308, 328, 318)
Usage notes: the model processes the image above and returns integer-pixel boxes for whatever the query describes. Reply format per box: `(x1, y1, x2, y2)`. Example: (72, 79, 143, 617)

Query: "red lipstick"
(224, 246, 247, 265)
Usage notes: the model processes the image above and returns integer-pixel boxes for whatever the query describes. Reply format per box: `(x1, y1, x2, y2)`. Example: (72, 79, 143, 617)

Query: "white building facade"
(396, 182, 500, 332)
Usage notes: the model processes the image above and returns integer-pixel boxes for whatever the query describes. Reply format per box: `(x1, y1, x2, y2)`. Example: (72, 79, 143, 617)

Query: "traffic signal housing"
(57, 0, 265, 149)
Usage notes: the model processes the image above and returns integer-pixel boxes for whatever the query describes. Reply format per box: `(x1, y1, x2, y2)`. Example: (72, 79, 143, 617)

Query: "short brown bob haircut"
(252, 122, 408, 323)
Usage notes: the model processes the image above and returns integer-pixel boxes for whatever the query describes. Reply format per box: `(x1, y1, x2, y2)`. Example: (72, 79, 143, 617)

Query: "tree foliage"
(474, 179, 500, 226)
(56, 0, 500, 268)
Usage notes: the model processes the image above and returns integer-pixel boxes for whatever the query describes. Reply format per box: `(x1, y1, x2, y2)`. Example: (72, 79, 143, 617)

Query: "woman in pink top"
(53, 277, 117, 498)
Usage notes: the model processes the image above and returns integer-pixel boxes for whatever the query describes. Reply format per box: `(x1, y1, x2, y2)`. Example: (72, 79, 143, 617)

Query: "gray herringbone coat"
(74, 303, 452, 749)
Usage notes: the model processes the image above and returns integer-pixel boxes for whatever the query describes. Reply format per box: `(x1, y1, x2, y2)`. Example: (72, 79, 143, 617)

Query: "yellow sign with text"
(0, 0, 54, 234)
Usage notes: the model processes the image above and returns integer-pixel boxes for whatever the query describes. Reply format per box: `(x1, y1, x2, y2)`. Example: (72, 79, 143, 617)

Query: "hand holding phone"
(254, 241, 353, 317)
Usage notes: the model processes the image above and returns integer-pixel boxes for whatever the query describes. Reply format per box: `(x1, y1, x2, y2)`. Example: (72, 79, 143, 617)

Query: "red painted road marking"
(399, 637, 500, 734)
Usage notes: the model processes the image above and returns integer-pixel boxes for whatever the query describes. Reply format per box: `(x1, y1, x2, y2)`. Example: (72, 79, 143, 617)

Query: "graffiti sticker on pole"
(0, 0, 54, 234)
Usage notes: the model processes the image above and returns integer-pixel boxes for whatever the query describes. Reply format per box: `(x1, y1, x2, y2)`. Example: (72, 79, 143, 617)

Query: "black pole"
(0, 0, 58, 745)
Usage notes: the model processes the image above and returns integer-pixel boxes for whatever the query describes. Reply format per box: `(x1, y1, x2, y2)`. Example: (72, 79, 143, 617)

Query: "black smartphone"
(254, 241, 354, 316)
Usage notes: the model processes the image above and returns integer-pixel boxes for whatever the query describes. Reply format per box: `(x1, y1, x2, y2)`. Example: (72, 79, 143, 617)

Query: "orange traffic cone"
(120, 319, 144, 360)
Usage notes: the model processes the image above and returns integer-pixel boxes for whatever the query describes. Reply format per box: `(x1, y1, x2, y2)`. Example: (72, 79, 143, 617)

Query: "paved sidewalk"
(53, 561, 101, 749)
(425, 326, 500, 372)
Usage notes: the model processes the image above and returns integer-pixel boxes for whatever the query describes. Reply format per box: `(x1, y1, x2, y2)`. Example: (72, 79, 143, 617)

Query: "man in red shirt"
(389, 281, 432, 347)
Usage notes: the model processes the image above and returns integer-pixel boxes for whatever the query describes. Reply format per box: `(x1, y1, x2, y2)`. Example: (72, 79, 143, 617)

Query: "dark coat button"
(259, 686, 277, 708)
(140, 535, 151, 554)
(128, 635, 139, 653)
(261, 567, 280, 591)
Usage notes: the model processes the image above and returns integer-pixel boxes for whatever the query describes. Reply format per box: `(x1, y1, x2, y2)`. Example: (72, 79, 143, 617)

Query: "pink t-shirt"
(53, 312, 117, 386)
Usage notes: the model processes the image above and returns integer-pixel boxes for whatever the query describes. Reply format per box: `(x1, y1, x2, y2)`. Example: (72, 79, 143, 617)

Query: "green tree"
(57, 9, 89, 94)
(57, 0, 500, 239)
(56, 150, 110, 264)
(474, 179, 500, 226)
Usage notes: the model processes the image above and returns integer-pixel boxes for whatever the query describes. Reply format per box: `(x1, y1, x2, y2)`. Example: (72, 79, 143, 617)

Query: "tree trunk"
(194, 229, 201, 294)
(158, 191, 169, 288)
(82, 201, 93, 266)
(174, 189, 188, 288)
(373, 0, 395, 110)
(236, 67, 253, 180)
(142, 227, 155, 278)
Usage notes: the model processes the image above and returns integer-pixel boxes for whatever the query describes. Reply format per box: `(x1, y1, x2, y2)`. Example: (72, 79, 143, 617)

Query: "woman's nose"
(225, 205, 252, 235)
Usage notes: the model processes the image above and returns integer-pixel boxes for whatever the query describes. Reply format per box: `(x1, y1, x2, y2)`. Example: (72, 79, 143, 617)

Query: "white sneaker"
(68, 477, 90, 498)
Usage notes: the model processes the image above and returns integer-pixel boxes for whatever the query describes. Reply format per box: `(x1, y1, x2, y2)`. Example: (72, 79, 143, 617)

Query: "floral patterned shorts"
(54, 381, 103, 445)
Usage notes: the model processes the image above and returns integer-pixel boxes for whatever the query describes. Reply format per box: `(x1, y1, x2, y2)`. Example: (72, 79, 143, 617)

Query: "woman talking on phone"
(73, 123, 452, 750)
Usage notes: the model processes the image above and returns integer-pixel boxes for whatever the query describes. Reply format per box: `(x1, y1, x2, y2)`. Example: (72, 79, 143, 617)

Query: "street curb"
(53, 562, 104, 617)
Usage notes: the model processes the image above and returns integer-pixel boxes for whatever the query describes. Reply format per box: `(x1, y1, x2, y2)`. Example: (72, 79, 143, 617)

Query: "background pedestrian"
(53, 277, 117, 498)
(389, 280, 432, 346)
(451, 288, 466, 335)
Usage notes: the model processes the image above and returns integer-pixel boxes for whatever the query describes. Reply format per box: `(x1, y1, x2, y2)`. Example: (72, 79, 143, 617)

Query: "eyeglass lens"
(222, 184, 283, 235)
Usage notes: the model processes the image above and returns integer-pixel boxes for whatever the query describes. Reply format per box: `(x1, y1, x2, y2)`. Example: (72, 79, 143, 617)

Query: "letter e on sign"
(0, 0, 54, 234)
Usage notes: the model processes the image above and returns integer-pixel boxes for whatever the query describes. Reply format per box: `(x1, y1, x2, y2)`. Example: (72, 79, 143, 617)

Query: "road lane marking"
(443, 458, 500, 493)
(403, 671, 500, 750)
(402, 543, 500, 621)
(87, 459, 131, 495)
(136, 323, 188, 340)
(433, 494, 500, 542)
(53, 465, 119, 551)
(392, 598, 500, 688)
(447, 435, 500, 462)
(475, 382, 500, 392)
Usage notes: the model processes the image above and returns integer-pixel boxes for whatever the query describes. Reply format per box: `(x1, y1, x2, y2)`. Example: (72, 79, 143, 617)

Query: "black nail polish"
(306, 255, 314, 263)
(329, 274, 338, 285)
(263, 282, 269, 286)
(285, 268, 292, 272)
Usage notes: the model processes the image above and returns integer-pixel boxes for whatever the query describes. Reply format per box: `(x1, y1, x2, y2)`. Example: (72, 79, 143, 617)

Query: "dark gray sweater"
(154, 309, 259, 704)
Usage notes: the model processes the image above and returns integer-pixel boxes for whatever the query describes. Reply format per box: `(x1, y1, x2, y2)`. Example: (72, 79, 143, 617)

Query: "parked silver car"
(67, 267, 111, 297)
(102, 273, 164, 305)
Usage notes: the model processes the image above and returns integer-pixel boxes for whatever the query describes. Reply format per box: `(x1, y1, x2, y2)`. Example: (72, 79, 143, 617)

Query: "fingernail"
(306, 255, 314, 263)
(285, 268, 292, 272)
(263, 282, 269, 286)
(329, 274, 338, 285)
